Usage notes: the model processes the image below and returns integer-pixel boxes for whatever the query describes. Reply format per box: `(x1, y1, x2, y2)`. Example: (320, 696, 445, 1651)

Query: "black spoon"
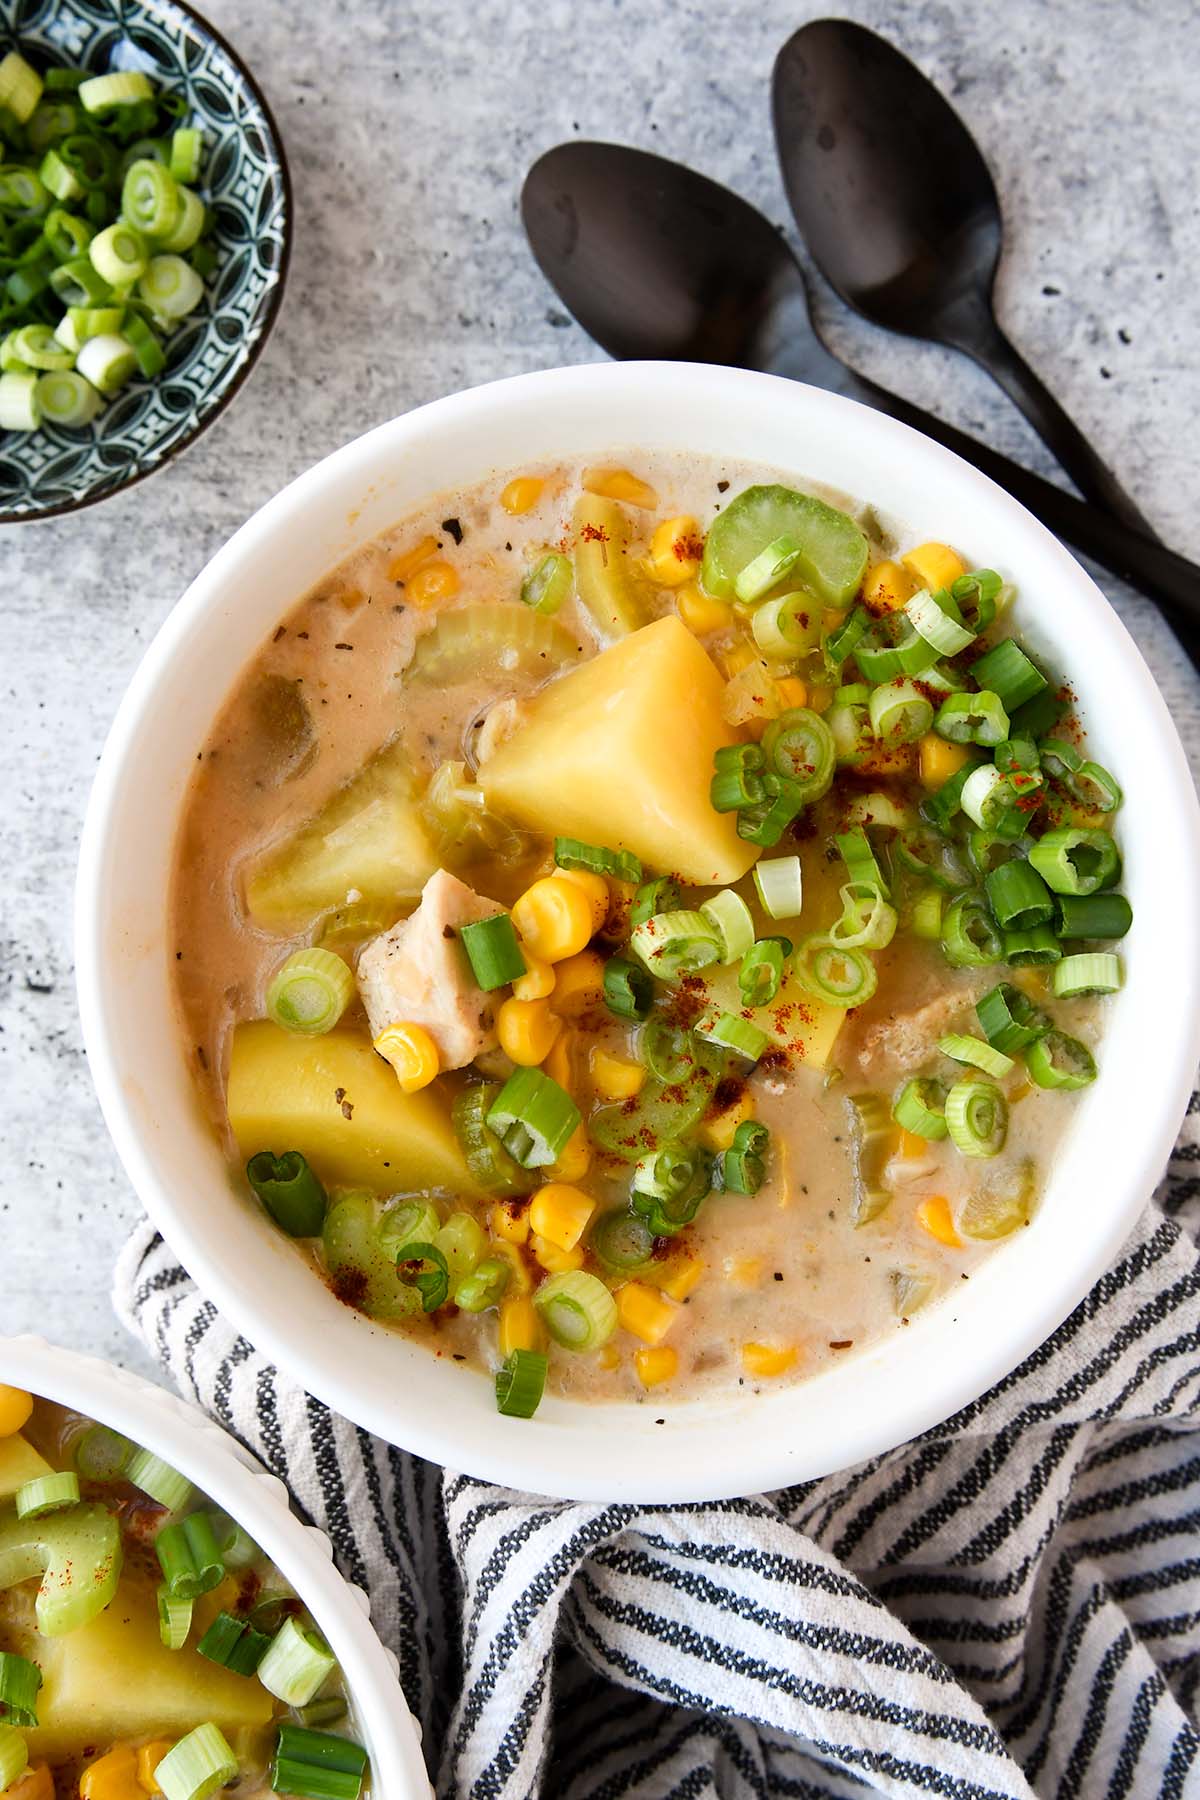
(772, 19, 1153, 535)
(521, 142, 1200, 635)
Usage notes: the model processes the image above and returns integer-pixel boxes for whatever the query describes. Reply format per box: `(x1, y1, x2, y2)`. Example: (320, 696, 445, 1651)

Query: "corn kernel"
(676, 582, 731, 635)
(497, 995, 562, 1067)
(543, 1026, 576, 1094)
(919, 733, 971, 790)
(807, 684, 833, 714)
(1009, 1081, 1033, 1105)
(529, 1182, 594, 1251)
(0, 1384, 33, 1437)
(915, 1194, 962, 1248)
(590, 1046, 645, 1101)
(491, 1239, 534, 1293)
(373, 1022, 440, 1093)
(491, 1200, 530, 1245)
(658, 1256, 705, 1302)
(719, 639, 758, 679)
(635, 1346, 679, 1388)
(699, 1088, 756, 1153)
(499, 1295, 544, 1355)
(80, 1744, 140, 1800)
(775, 676, 808, 709)
(742, 1341, 798, 1378)
(597, 1342, 620, 1370)
(647, 516, 703, 586)
(1010, 967, 1049, 999)
(387, 533, 439, 582)
(136, 1743, 174, 1796)
(616, 1281, 678, 1345)
(897, 1128, 928, 1161)
(511, 943, 555, 1001)
(405, 560, 460, 607)
(582, 465, 659, 510)
(902, 541, 966, 591)
(512, 876, 594, 962)
(553, 868, 610, 935)
(9, 1764, 53, 1800)
(550, 1120, 591, 1182)
(531, 1232, 585, 1274)
(863, 558, 915, 611)
(549, 948, 606, 1016)
(723, 1255, 762, 1287)
(500, 475, 545, 515)
(822, 608, 845, 632)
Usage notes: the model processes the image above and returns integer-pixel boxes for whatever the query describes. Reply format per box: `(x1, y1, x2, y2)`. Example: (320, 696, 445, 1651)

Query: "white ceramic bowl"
(0, 1336, 429, 1797)
(76, 363, 1200, 1502)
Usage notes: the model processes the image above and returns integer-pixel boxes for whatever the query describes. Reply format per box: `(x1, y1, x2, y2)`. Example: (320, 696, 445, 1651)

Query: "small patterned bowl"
(0, 0, 290, 522)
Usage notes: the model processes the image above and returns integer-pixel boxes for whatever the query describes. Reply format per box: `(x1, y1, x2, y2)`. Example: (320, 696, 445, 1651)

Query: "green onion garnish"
(158, 1583, 193, 1650)
(14, 1471, 79, 1520)
(630, 1141, 715, 1235)
(891, 1078, 948, 1140)
(944, 1077, 1008, 1158)
(751, 590, 817, 658)
(1052, 952, 1123, 998)
(246, 1150, 328, 1238)
(486, 1067, 580, 1169)
(629, 875, 680, 928)
(1053, 892, 1132, 939)
(631, 909, 722, 978)
(1039, 739, 1123, 813)
(392, 1241, 449, 1313)
(792, 935, 878, 1007)
(739, 937, 791, 1008)
(72, 1422, 131, 1481)
(835, 825, 890, 899)
(733, 532, 802, 602)
(433, 1210, 486, 1285)
(895, 828, 973, 891)
(828, 882, 898, 952)
(0, 1651, 42, 1727)
(554, 835, 641, 883)
(904, 585, 975, 655)
(1029, 827, 1121, 896)
(590, 1208, 656, 1273)
(969, 638, 1047, 712)
(983, 857, 1054, 932)
(155, 1723, 238, 1800)
(638, 1015, 698, 1084)
(941, 892, 1004, 969)
(694, 1010, 769, 1063)
(937, 1033, 1015, 1080)
(934, 689, 1011, 747)
(127, 1448, 192, 1513)
(1026, 1031, 1097, 1091)
(976, 983, 1050, 1054)
(265, 948, 354, 1036)
(258, 1616, 337, 1708)
(920, 759, 979, 832)
(458, 912, 526, 991)
(760, 707, 837, 804)
(451, 1084, 532, 1196)
(0, 49, 43, 122)
(949, 568, 1002, 632)
(155, 1512, 223, 1599)
(453, 1256, 511, 1313)
(710, 742, 766, 813)
(853, 611, 938, 682)
(720, 1120, 770, 1195)
(824, 604, 868, 666)
(197, 1610, 271, 1677)
(520, 550, 573, 615)
(735, 772, 807, 847)
(868, 676, 935, 744)
(603, 955, 653, 1021)
(1003, 924, 1063, 966)
(272, 1725, 368, 1800)
(910, 887, 944, 940)
(495, 1348, 548, 1419)
(534, 1270, 617, 1350)
(699, 888, 756, 963)
(753, 854, 803, 919)
(0, 1726, 28, 1793)
(378, 1198, 442, 1259)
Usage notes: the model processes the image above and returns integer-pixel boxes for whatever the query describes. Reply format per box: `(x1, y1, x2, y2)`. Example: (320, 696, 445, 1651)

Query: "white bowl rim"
(0, 1335, 430, 1798)
(75, 360, 1200, 1503)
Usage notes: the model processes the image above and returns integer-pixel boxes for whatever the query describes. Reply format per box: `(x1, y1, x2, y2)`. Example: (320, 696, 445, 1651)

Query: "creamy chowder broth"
(171, 455, 1129, 1420)
(0, 1385, 368, 1800)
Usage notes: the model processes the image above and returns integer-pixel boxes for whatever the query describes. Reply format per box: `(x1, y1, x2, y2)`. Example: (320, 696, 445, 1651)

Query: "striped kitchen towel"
(114, 1094, 1200, 1800)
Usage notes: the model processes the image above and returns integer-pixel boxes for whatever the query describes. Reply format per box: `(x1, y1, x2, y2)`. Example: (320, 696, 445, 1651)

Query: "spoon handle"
(850, 374, 1200, 637)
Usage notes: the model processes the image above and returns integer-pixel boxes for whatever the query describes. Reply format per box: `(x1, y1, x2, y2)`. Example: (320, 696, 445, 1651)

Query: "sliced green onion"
(944, 1076, 1008, 1158)
(451, 1083, 532, 1197)
(123, 310, 165, 376)
(895, 828, 972, 891)
(0, 1651, 41, 1727)
(892, 1077, 948, 1140)
(994, 736, 1041, 779)
(0, 1726, 28, 1791)
(603, 954, 653, 1021)
(1053, 892, 1132, 940)
(841, 790, 910, 833)
(835, 825, 889, 898)
(36, 368, 102, 426)
(854, 612, 938, 682)
(710, 742, 765, 813)
(38, 146, 84, 202)
(453, 1255, 511, 1312)
(139, 251, 203, 319)
(74, 331, 137, 395)
(695, 1009, 769, 1063)
(15, 1471, 79, 1520)
(824, 604, 868, 666)
(760, 707, 836, 803)
(376, 1198, 441, 1262)
(393, 1240, 449, 1312)
(58, 132, 119, 192)
(1039, 739, 1123, 814)
(590, 1208, 656, 1272)
(0, 164, 48, 214)
(977, 983, 1050, 1054)
(80, 70, 155, 112)
(1053, 952, 1123, 998)
(0, 50, 43, 124)
(969, 638, 1047, 712)
(265, 948, 354, 1035)
(921, 760, 978, 832)
(910, 887, 944, 940)
(941, 891, 1004, 969)
(295, 1701, 349, 1731)
(155, 1513, 223, 1599)
(0, 370, 41, 431)
(793, 935, 877, 1007)
(905, 585, 975, 655)
(631, 1140, 714, 1235)
(720, 1119, 769, 1195)
(1003, 924, 1062, 966)
(158, 1583, 193, 1650)
(486, 1067, 580, 1168)
(960, 764, 1004, 829)
(752, 590, 816, 658)
(495, 1347, 548, 1418)
(847, 1091, 893, 1224)
(699, 888, 755, 963)
(638, 1015, 696, 1084)
(739, 936, 791, 1008)
(458, 912, 525, 990)
(272, 1725, 369, 1800)
(246, 1150, 327, 1237)
(967, 827, 1024, 879)
(917, 659, 967, 697)
(833, 682, 870, 706)
(1029, 827, 1120, 896)
(170, 126, 204, 183)
(1009, 688, 1068, 741)
(735, 771, 806, 847)
(1026, 1030, 1097, 1091)
(210, 1514, 259, 1571)
(198, 1611, 271, 1677)
(753, 854, 803, 919)
(828, 881, 898, 952)
(89, 220, 148, 285)
(733, 533, 801, 602)
(127, 1448, 192, 1513)
(121, 156, 181, 235)
(554, 835, 641, 883)
(937, 1032, 1015, 1079)
(155, 1725, 239, 1800)
(9, 325, 73, 371)
(157, 184, 206, 253)
(49, 253, 113, 306)
(984, 857, 1054, 931)
(258, 1616, 337, 1707)
(934, 689, 1010, 746)
(589, 1045, 722, 1161)
(868, 676, 934, 744)
(73, 1423, 131, 1481)
(949, 568, 1002, 632)
(629, 875, 680, 928)
(534, 1270, 617, 1350)
(631, 908, 721, 977)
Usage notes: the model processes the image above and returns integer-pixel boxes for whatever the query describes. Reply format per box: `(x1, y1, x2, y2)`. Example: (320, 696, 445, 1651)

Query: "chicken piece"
(357, 868, 501, 1069)
(851, 986, 979, 1079)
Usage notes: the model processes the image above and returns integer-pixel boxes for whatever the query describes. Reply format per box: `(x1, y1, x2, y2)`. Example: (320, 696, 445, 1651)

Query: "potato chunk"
(228, 1022, 480, 1193)
(0, 1435, 52, 1500)
(479, 616, 756, 884)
